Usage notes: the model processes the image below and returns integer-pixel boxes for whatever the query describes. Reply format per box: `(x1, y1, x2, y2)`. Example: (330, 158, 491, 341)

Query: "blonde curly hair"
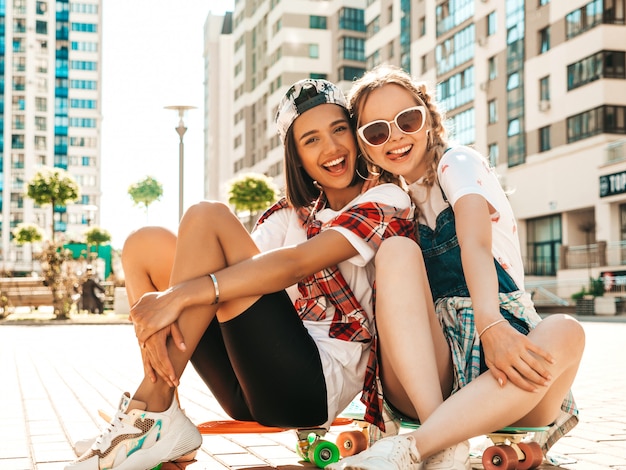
(348, 64, 448, 189)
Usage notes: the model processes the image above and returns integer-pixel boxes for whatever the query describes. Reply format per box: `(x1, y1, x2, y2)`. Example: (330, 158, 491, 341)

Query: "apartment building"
(204, 0, 626, 302)
(204, 11, 234, 201)
(1, 0, 103, 272)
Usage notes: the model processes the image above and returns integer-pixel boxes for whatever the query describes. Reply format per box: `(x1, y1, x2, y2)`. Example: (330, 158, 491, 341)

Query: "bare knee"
(180, 200, 234, 230)
(537, 314, 586, 362)
(376, 237, 423, 269)
(122, 226, 176, 265)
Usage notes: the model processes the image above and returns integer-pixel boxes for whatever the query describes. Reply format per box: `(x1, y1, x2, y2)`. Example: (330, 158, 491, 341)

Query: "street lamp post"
(164, 105, 197, 221)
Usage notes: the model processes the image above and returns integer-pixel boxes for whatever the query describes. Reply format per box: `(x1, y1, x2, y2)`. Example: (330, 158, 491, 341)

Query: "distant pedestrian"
(80, 266, 105, 314)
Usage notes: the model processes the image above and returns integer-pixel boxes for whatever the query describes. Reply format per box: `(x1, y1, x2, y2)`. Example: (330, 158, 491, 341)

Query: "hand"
(130, 288, 184, 344)
(481, 323, 554, 392)
(141, 322, 186, 387)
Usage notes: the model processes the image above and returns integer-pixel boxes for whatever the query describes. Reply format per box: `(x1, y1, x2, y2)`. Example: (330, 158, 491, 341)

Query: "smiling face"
(291, 103, 361, 209)
(358, 84, 431, 184)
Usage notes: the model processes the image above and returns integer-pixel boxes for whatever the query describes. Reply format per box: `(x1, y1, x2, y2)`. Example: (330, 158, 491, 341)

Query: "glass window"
(567, 50, 626, 90)
(339, 7, 365, 32)
(567, 105, 626, 143)
(488, 56, 497, 80)
(508, 118, 520, 136)
(488, 143, 499, 166)
(527, 215, 562, 276)
(539, 27, 550, 54)
(310, 15, 327, 29)
(448, 107, 475, 145)
(339, 36, 365, 61)
(309, 44, 319, 58)
(539, 126, 551, 152)
(540, 76, 550, 101)
(338, 67, 364, 81)
(487, 11, 497, 36)
(488, 99, 497, 124)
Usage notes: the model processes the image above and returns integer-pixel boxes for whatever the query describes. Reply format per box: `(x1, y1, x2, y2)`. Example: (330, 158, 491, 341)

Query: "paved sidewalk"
(1, 316, 625, 469)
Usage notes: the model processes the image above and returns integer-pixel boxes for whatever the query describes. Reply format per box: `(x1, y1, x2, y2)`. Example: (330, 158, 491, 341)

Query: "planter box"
(575, 298, 595, 316)
(594, 296, 617, 316)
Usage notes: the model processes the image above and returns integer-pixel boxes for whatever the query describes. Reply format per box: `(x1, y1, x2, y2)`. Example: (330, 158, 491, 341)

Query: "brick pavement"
(0, 316, 625, 469)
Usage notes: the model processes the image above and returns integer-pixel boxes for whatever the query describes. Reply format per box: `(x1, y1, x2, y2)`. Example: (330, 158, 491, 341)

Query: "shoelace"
(94, 411, 129, 449)
(390, 438, 421, 468)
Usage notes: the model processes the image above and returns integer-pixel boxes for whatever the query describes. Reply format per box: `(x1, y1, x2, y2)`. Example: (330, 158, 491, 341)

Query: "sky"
(100, 1, 234, 249)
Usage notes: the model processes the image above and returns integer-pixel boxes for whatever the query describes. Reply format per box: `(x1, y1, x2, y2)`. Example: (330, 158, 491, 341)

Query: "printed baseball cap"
(275, 78, 348, 143)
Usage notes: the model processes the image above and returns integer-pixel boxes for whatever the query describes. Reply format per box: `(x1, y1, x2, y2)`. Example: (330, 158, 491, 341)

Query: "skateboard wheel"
(482, 444, 518, 470)
(517, 442, 544, 470)
(336, 430, 368, 457)
(308, 440, 340, 468)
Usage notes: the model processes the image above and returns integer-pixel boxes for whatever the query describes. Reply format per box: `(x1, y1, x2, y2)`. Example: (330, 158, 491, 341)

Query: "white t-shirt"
(408, 146, 525, 290)
(251, 183, 412, 427)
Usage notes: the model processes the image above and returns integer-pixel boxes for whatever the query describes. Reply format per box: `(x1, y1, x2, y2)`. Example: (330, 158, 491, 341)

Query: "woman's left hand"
(481, 323, 554, 392)
(130, 287, 185, 345)
(141, 322, 186, 387)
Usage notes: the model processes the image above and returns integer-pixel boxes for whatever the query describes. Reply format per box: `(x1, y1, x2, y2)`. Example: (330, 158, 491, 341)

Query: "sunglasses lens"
(397, 108, 423, 133)
(363, 122, 390, 146)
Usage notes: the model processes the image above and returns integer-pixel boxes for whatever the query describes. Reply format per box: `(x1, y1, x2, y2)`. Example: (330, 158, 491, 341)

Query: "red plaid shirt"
(256, 193, 416, 430)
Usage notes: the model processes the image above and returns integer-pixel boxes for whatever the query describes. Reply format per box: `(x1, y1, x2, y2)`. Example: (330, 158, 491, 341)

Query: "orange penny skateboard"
(196, 415, 368, 468)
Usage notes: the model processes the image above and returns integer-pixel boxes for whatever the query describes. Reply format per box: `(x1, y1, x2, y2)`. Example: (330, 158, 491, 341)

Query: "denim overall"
(418, 205, 530, 373)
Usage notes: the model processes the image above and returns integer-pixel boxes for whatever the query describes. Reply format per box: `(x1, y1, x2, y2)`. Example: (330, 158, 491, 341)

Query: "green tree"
(228, 173, 279, 231)
(12, 223, 44, 271)
(84, 226, 112, 260)
(128, 176, 163, 216)
(26, 167, 79, 243)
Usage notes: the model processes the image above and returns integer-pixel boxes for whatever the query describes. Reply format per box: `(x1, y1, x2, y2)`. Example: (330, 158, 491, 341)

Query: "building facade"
(1, 0, 103, 272)
(204, 0, 626, 303)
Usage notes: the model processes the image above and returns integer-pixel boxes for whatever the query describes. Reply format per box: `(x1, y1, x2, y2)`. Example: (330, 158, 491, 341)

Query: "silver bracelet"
(209, 273, 219, 305)
(478, 319, 507, 339)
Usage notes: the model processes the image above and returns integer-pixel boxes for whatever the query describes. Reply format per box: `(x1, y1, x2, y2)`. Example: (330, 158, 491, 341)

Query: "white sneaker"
(66, 393, 202, 470)
(424, 440, 470, 470)
(327, 434, 422, 470)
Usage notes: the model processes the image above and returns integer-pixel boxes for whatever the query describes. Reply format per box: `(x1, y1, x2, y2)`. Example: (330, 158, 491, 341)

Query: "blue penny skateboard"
(481, 426, 549, 470)
(338, 399, 549, 470)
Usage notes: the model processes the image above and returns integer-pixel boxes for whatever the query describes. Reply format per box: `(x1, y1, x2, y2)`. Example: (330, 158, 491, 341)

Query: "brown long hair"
(348, 64, 448, 189)
(283, 106, 367, 209)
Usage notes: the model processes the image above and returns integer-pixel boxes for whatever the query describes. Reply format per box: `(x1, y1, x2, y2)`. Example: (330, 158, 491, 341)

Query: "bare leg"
(121, 201, 263, 411)
(375, 237, 454, 422)
(409, 313, 585, 458)
(122, 226, 177, 305)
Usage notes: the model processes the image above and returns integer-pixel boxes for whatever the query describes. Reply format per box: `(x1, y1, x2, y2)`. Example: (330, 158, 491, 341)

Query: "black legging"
(190, 291, 328, 428)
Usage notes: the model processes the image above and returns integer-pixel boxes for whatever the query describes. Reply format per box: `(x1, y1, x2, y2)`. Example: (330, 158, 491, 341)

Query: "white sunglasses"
(357, 106, 426, 147)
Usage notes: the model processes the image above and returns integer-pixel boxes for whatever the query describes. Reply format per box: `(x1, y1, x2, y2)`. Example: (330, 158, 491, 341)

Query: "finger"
(153, 338, 179, 387)
(520, 351, 553, 385)
(488, 365, 507, 387)
(504, 366, 538, 393)
(526, 341, 555, 365)
(171, 323, 187, 352)
(149, 348, 175, 387)
(141, 351, 157, 383)
(513, 359, 548, 388)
